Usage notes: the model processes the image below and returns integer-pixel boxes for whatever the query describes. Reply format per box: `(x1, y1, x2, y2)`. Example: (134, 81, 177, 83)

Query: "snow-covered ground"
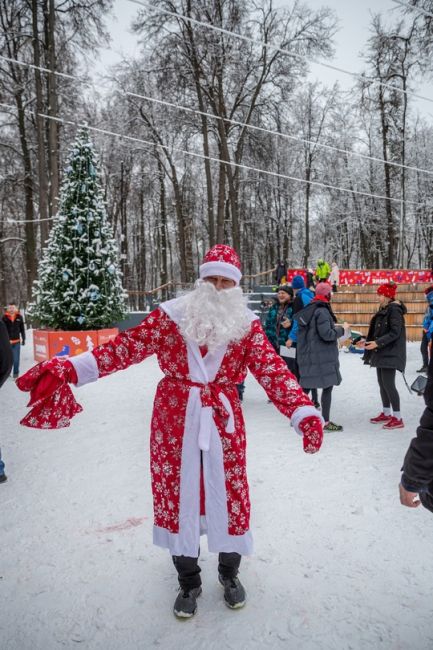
(1, 333, 432, 650)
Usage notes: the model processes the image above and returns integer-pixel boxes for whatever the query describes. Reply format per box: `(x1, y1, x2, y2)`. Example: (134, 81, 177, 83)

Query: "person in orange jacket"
(2, 301, 25, 379)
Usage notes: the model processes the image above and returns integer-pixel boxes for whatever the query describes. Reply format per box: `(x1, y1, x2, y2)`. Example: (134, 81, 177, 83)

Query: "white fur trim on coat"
(291, 405, 324, 436)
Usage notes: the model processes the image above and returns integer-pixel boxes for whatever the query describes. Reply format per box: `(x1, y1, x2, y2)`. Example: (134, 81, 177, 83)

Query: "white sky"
(95, 0, 433, 120)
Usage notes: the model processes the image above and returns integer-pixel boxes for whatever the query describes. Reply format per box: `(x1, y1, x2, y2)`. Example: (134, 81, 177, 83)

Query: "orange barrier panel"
(32, 328, 118, 362)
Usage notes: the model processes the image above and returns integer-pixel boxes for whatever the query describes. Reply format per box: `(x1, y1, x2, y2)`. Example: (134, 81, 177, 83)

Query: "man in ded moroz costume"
(18, 245, 324, 619)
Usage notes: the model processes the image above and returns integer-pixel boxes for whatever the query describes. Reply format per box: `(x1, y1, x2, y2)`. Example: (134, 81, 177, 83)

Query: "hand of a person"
(399, 483, 421, 508)
(285, 338, 293, 348)
(342, 322, 350, 330)
(364, 341, 378, 350)
(298, 415, 323, 454)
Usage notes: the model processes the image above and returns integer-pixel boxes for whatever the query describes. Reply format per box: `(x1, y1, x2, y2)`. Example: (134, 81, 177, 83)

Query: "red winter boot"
(370, 412, 392, 424)
(382, 416, 404, 430)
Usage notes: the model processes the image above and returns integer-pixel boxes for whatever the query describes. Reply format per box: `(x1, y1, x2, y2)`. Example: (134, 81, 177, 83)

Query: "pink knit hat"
(315, 282, 332, 297)
(199, 245, 242, 285)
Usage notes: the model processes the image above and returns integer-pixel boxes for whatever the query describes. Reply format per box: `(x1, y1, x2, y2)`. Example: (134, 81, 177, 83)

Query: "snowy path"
(1, 334, 432, 650)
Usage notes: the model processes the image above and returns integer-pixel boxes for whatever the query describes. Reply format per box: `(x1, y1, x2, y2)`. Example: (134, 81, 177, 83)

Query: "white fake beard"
(178, 280, 251, 352)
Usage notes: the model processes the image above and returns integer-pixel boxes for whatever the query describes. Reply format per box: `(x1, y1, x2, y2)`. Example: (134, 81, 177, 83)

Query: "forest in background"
(1, 0, 433, 309)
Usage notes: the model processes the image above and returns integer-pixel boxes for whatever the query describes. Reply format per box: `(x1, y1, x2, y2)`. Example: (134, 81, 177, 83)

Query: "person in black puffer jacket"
(399, 352, 433, 512)
(363, 282, 407, 430)
(294, 282, 350, 431)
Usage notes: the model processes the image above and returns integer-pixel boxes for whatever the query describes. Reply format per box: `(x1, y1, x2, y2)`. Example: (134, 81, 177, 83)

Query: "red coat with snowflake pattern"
(90, 307, 312, 536)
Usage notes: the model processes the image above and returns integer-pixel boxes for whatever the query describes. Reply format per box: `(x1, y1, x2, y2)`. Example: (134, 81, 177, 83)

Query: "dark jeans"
(237, 382, 245, 401)
(172, 552, 241, 590)
(376, 367, 400, 412)
(11, 342, 20, 377)
(421, 332, 429, 367)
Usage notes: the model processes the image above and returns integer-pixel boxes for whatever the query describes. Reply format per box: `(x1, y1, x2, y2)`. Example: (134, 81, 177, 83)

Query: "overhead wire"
(2, 54, 433, 179)
(0, 103, 426, 211)
(128, 0, 433, 106)
(126, 90, 433, 177)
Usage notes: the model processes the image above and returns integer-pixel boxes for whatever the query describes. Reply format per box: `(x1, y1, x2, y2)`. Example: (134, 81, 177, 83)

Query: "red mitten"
(298, 415, 323, 454)
(17, 358, 81, 429)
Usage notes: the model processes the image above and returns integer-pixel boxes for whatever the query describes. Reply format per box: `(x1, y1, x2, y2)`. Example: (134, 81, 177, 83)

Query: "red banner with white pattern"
(285, 269, 431, 285)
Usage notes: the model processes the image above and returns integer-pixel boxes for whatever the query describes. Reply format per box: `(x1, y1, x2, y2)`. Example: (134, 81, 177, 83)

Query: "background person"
(364, 282, 407, 430)
(329, 262, 340, 293)
(399, 353, 433, 511)
(0, 319, 13, 483)
(418, 285, 433, 374)
(314, 259, 331, 283)
(294, 282, 349, 431)
(2, 301, 25, 379)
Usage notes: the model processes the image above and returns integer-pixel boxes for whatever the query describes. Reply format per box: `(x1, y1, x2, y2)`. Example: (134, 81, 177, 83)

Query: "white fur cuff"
(69, 351, 99, 387)
(291, 405, 325, 436)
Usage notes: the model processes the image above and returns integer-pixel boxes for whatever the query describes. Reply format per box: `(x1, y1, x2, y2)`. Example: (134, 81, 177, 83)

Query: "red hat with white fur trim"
(199, 244, 242, 285)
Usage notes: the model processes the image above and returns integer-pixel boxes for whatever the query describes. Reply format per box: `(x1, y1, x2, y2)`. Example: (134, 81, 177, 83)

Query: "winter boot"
(417, 365, 428, 374)
(382, 417, 404, 430)
(173, 586, 202, 619)
(218, 574, 246, 609)
(324, 421, 343, 432)
(370, 412, 392, 424)
(0, 474, 7, 484)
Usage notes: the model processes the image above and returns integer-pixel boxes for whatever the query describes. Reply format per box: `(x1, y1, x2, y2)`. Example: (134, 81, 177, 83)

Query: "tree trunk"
(157, 157, 169, 296)
(216, 153, 226, 243)
(31, 0, 49, 245)
(44, 0, 59, 216)
(16, 92, 37, 299)
(303, 167, 311, 268)
(378, 86, 395, 267)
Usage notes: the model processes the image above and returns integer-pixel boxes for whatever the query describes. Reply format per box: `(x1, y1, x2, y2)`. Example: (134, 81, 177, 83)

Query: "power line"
(391, 0, 433, 19)
(0, 101, 426, 208)
(27, 109, 433, 207)
(2, 54, 433, 180)
(126, 90, 433, 177)
(128, 0, 433, 106)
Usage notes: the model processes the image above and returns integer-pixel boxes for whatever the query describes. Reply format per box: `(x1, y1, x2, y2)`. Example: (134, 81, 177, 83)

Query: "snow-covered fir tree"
(30, 128, 127, 330)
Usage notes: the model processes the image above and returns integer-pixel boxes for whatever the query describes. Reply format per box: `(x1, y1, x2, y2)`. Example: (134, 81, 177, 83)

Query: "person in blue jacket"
(418, 286, 433, 373)
(285, 275, 319, 408)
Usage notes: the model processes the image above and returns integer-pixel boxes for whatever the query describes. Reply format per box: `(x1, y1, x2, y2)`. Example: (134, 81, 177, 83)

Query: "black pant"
(321, 385, 333, 422)
(172, 552, 241, 590)
(421, 332, 429, 367)
(376, 367, 400, 412)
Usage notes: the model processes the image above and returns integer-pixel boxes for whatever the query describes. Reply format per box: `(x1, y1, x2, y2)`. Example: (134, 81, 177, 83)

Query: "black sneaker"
(218, 574, 246, 609)
(417, 365, 428, 373)
(314, 401, 321, 410)
(324, 421, 343, 432)
(0, 474, 7, 483)
(173, 586, 202, 619)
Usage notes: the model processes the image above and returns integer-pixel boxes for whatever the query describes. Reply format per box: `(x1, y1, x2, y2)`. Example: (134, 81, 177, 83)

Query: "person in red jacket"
(17, 245, 324, 619)
(2, 302, 25, 379)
